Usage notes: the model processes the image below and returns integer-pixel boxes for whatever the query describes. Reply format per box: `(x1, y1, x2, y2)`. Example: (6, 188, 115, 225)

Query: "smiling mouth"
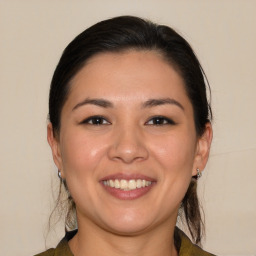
(103, 179, 152, 191)
(100, 174, 156, 200)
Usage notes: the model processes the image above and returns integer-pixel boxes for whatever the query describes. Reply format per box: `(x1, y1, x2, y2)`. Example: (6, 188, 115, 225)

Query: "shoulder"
(178, 228, 216, 256)
(33, 243, 72, 256)
(34, 231, 75, 256)
(34, 248, 55, 256)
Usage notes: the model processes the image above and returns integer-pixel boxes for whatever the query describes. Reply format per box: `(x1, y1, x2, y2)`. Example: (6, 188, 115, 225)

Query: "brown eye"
(82, 116, 111, 125)
(146, 116, 176, 125)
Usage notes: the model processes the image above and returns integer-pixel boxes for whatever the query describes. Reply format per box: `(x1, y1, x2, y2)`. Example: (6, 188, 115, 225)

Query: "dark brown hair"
(49, 15, 212, 245)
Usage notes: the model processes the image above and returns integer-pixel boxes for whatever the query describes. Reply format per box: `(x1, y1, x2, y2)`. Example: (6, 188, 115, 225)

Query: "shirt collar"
(54, 228, 214, 256)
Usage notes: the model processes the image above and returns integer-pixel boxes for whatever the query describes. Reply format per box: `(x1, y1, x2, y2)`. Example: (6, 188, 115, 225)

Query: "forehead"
(68, 50, 188, 102)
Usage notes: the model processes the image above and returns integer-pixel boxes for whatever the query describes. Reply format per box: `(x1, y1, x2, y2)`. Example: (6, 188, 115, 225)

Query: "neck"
(69, 216, 178, 256)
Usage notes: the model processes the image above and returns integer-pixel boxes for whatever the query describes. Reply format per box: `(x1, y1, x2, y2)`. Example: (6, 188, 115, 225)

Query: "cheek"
(150, 131, 196, 199)
(60, 130, 108, 179)
(58, 130, 109, 212)
(151, 134, 195, 210)
(150, 131, 197, 172)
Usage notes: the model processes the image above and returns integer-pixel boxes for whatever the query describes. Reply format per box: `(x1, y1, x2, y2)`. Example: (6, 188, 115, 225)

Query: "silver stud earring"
(196, 168, 202, 179)
(58, 170, 62, 179)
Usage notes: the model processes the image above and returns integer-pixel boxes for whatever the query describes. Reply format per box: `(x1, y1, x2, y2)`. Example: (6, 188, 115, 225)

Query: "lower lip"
(101, 183, 155, 200)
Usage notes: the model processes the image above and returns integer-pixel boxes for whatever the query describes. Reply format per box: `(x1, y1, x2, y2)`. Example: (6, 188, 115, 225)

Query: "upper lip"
(100, 173, 156, 182)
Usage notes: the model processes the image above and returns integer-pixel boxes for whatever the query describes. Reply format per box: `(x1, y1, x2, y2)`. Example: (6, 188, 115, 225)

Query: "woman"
(37, 16, 213, 256)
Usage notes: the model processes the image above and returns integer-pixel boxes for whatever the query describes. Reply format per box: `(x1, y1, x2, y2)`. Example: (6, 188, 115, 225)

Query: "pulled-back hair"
(49, 15, 212, 246)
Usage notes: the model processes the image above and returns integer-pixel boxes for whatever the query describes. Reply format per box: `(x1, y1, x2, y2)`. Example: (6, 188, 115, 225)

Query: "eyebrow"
(142, 98, 184, 110)
(72, 97, 184, 111)
(72, 98, 113, 111)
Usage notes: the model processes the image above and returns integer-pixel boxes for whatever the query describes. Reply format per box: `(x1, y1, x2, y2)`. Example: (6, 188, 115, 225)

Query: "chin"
(104, 222, 150, 236)
(98, 210, 153, 236)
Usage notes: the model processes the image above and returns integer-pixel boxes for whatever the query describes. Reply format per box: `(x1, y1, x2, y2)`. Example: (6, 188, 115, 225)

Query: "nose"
(108, 125, 149, 164)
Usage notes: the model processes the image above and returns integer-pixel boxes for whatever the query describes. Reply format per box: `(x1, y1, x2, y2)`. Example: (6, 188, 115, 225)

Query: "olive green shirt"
(35, 228, 215, 256)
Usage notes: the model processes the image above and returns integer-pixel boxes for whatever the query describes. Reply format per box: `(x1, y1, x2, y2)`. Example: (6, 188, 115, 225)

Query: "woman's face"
(48, 50, 211, 235)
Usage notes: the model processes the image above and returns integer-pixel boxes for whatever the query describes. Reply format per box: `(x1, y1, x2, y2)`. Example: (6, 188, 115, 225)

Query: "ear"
(47, 123, 64, 177)
(192, 122, 213, 176)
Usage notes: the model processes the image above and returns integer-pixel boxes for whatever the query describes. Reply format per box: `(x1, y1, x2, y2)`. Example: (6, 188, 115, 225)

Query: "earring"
(196, 168, 202, 180)
(58, 170, 62, 179)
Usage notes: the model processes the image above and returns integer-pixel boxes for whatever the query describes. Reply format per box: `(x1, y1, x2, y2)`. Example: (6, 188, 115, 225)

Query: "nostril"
(107, 140, 149, 163)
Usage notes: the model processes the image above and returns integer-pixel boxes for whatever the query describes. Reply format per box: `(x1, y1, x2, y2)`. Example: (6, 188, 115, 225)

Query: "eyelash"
(80, 115, 176, 126)
(80, 116, 111, 125)
(145, 116, 176, 126)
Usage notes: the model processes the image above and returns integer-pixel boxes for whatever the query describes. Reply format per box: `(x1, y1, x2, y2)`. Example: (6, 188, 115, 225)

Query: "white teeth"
(136, 179, 142, 188)
(146, 181, 152, 186)
(128, 180, 136, 190)
(109, 180, 115, 188)
(103, 179, 152, 191)
(114, 179, 120, 188)
(120, 179, 128, 189)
